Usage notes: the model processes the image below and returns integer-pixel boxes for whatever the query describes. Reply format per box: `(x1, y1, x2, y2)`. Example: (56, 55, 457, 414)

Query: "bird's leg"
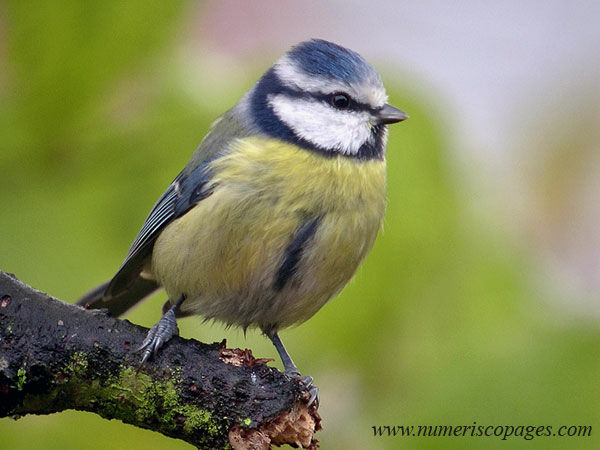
(269, 331, 319, 406)
(137, 295, 185, 363)
(269, 331, 300, 375)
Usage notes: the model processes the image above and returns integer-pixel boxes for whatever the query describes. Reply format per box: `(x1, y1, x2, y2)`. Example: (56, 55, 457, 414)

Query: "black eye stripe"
(315, 92, 369, 112)
(272, 82, 375, 113)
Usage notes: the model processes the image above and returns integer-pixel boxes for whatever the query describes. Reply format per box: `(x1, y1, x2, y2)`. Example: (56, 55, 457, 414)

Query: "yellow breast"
(151, 137, 386, 330)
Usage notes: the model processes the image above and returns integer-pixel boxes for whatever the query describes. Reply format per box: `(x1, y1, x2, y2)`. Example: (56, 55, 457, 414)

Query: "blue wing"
(105, 162, 215, 298)
(94, 106, 253, 308)
(125, 174, 181, 263)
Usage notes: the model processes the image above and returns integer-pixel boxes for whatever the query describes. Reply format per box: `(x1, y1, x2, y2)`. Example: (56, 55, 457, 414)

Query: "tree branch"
(0, 271, 320, 449)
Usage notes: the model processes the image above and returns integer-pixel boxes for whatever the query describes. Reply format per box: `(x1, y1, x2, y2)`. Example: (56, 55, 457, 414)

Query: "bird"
(77, 38, 407, 405)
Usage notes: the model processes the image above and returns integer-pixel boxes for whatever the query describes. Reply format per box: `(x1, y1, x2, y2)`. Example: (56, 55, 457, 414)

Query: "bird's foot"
(287, 370, 319, 406)
(137, 307, 179, 363)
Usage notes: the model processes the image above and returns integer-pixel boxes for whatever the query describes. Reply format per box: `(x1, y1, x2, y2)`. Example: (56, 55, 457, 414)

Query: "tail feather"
(76, 277, 160, 317)
(76, 280, 111, 309)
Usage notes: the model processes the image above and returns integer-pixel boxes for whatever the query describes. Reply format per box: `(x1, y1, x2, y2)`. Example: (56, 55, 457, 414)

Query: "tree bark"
(0, 271, 320, 449)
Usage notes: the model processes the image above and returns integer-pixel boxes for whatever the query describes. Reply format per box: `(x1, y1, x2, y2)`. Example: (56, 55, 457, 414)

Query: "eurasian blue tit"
(78, 39, 407, 403)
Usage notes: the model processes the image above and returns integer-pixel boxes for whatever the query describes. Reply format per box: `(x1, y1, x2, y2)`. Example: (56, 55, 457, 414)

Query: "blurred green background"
(1, 1, 598, 449)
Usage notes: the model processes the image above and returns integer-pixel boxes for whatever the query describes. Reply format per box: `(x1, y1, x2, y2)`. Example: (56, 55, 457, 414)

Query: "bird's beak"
(375, 104, 408, 125)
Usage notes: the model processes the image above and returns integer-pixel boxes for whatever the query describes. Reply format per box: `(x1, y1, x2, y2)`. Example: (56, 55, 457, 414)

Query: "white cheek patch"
(268, 94, 373, 155)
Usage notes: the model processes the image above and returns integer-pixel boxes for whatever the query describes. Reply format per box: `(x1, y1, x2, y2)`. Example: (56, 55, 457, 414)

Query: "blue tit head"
(243, 39, 407, 160)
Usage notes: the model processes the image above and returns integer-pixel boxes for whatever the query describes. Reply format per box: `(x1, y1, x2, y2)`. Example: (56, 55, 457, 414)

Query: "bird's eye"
(331, 93, 350, 109)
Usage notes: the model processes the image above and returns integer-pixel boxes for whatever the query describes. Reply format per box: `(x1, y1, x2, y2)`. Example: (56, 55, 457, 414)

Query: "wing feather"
(103, 106, 253, 300)
(124, 175, 181, 262)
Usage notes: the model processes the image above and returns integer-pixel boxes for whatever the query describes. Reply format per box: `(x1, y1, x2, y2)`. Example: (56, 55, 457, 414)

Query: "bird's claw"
(286, 372, 319, 406)
(136, 308, 179, 363)
(300, 375, 319, 407)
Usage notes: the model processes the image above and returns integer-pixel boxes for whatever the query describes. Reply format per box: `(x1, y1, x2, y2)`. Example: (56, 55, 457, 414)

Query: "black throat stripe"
(274, 217, 321, 291)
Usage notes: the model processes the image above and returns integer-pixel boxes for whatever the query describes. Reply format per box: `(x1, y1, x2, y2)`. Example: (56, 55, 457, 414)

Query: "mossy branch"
(0, 271, 320, 449)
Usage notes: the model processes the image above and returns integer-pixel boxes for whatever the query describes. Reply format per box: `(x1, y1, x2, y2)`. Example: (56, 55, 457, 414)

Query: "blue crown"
(287, 39, 376, 84)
